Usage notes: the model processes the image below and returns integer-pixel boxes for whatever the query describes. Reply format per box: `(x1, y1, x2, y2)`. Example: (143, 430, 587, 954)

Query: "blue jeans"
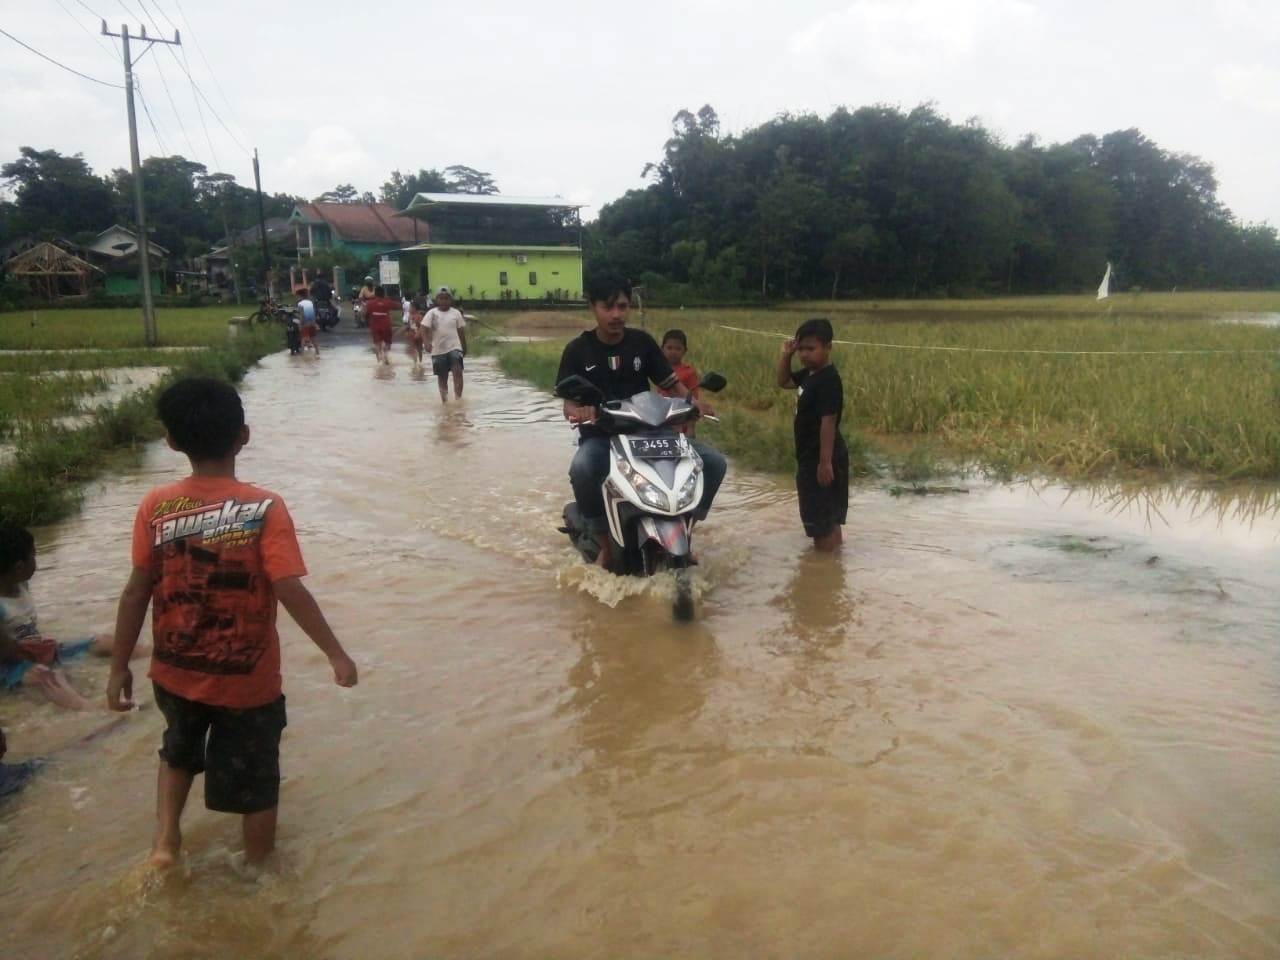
(569, 436, 727, 535)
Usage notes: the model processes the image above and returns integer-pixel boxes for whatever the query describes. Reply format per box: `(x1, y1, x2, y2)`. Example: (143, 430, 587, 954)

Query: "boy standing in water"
(776, 318, 848, 552)
(107, 378, 357, 867)
(423, 286, 468, 403)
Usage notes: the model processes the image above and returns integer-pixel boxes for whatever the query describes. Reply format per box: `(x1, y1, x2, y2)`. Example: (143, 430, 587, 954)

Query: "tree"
(318, 183, 359, 203)
(444, 165, 498, 195)
(380, 168, 450, 209)
(1, 147, 115, 238)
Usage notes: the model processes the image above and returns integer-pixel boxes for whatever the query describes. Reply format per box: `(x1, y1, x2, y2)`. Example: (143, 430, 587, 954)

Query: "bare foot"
(595, 537, 613, 570)
(148, 839, 180, 869)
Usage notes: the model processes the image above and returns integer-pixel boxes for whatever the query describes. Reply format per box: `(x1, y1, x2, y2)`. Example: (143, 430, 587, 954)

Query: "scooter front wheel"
(673, 568, 695, 621)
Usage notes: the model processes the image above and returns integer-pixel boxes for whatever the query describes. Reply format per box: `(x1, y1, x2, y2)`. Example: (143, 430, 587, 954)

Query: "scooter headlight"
(676, 471, 700, 511)
(616, 457, 671, 511)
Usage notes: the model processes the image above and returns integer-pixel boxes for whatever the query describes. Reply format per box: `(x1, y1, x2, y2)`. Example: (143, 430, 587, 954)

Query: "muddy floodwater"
(3, 338, 1279, 959)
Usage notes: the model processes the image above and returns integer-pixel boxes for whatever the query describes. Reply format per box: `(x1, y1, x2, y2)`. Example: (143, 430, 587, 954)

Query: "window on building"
(499, 271, 508, 286)
(529, 271, 538, 285)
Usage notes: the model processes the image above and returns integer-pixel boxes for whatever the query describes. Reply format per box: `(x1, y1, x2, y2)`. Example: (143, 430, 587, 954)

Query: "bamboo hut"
(2, 242, 103, 300)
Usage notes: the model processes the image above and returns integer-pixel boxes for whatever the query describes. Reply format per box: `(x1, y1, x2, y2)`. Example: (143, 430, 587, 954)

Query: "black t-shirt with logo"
(557, 328, 677, 440)
(791, 364, 846, 463)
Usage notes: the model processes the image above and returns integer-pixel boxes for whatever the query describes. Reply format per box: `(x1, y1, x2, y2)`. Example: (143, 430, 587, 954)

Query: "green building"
(391, 194, 583, 303)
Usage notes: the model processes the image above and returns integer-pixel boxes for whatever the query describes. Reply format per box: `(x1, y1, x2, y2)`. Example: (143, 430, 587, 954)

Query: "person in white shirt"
(423, 286, 468, 403)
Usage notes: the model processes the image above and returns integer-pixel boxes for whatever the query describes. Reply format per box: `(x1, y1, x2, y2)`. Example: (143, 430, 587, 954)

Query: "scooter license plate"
(632, 437, 681, 459)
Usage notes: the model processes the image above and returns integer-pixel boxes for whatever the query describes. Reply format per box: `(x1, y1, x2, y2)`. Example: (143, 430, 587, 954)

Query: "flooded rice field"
(2, 338, 1278, 958)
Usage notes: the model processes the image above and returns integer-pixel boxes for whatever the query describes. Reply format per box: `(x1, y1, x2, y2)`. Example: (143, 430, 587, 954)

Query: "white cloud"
(277, 125, 377, 196)
(788, 0, 1041, 76)
(1213, 63, 1280, 113)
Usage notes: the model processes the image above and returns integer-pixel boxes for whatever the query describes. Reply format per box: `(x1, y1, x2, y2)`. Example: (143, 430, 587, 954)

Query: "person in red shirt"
(365, 285, 395, 365)
(108, 377, 357, 867)
(656, 329, 709, 437)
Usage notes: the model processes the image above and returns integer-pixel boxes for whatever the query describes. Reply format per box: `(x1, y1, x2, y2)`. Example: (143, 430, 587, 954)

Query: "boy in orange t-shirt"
(107, 377, 357, 868)
(656, 329, 708, 437)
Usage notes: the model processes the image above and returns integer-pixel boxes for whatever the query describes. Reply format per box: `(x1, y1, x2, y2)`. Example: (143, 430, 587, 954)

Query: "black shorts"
(431, 350, 464, 377)
(796, 447, 849, 539)
(153, 682, 287, 814)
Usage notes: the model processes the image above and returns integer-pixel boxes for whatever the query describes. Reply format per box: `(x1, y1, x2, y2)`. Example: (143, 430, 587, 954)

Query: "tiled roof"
(292, 203, 421, 244)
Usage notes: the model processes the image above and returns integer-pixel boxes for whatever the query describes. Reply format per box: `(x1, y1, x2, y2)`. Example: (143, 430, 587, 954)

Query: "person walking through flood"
(423, 286, 468, 402)
(365, 285, 396, 365)
(107, 377, 358, 867)
(776, 317, 849, 552)
(557, 273, 727, 569)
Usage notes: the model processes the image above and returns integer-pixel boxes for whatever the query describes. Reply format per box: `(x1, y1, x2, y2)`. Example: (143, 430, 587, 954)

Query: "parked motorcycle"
(555, 372, 727, 620)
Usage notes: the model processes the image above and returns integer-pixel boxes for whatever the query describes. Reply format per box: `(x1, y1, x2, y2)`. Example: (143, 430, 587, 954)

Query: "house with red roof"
(288, 201, 424, 263)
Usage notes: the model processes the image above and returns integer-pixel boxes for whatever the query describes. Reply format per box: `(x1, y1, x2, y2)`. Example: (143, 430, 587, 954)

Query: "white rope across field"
(714, 324, 1279, 357)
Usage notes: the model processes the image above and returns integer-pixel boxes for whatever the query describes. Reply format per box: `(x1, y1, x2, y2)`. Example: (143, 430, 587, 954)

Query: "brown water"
(3, 340, 1279, 959)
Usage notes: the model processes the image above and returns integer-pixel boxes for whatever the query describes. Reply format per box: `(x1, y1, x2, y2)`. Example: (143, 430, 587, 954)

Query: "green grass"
(0, 312, 281, 526)
(0, 305, 253, 349)
(495, 300, 1280, 482)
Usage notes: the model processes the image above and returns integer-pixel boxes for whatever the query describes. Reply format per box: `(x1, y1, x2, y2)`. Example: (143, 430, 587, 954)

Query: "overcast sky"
(2, 0, 1277, 226)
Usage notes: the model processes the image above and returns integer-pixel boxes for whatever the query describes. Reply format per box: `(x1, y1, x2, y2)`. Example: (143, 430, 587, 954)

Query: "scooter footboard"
(638, 516, 691, 558)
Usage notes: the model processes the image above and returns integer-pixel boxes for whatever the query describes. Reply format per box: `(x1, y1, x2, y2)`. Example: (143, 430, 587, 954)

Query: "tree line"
(586, 104, 1280, 299)
(0, 150, 499, 261)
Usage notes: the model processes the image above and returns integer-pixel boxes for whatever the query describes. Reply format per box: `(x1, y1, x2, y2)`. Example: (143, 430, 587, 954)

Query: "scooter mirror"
(555, 375, 604, 403)
(698, 371, 728, 393)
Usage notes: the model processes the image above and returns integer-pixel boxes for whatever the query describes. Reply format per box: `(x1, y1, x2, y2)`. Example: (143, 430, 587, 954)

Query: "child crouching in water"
(776, 318, 848, 552)
(108, 377, 357, 867)
(0, 525, 145, 711)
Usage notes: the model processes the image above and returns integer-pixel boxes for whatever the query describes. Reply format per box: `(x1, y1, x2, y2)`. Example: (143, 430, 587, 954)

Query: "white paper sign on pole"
(379, 259, 401, 287)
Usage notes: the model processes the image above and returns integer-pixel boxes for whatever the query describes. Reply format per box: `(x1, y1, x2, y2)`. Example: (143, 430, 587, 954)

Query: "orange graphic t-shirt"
(131, 476, 307, 708)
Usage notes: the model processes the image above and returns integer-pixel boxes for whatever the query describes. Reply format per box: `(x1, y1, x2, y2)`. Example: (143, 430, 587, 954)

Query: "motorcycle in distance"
(555, 371, 727, 620)
(315, 297, 341, 331)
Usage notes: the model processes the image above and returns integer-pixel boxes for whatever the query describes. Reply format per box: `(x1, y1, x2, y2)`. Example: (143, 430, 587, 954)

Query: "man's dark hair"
(661, 329, 687, 348)
(157, 377, 245, 461)
(795, 317, 834, 345)
(0, 525, 34, 573)
(374, 285, 385, 297)
(585, 271, 632, 305)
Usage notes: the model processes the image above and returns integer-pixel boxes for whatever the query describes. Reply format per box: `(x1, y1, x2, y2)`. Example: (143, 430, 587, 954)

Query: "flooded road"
(3, 338, 1279, 959)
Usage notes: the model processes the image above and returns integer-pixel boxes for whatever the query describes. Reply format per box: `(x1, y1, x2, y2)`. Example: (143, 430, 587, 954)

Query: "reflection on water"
(2, 341, 1278, 959)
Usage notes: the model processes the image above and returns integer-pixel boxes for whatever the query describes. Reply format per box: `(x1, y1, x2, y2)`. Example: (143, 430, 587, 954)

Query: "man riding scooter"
(557, 273, 727, 569)
(309, 272, 337, 329)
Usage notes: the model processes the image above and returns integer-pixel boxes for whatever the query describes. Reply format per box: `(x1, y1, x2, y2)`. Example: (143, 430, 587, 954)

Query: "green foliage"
(592, 105, 1280, 302)
(0, 319, 279, 527)
(380, 168, 451, 209)
(492, 298, 1280, 482)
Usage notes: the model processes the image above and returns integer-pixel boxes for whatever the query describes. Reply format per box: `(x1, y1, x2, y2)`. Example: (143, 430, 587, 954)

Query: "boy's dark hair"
(157, 377, 245, 461)
(374, 285, 385, 297)
(294, 288, 308, 298)
(661, 329, 687, 348)
(795, 317, 834, 345)
(0, 525, 35, 573)
(585, 271, 632, 305)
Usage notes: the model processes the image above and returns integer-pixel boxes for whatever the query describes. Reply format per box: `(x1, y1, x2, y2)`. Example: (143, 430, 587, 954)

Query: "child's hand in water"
(329, 651, 358, 688)
(106, 665, 134, 711)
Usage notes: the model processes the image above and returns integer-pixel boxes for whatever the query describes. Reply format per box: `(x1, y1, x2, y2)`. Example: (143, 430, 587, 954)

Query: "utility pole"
(219, 181, 241, 306)
(253, 149, 272, 298)
(102, 22, 180, 347)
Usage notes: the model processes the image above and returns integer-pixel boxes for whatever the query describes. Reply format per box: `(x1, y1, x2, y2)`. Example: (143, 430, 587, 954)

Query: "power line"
(134, 76, 170, 156)
(163, 0, 241, 126)
(0, 26, 124, 88)
(52, 0, 118, 62)
(136, 0, 219, 170)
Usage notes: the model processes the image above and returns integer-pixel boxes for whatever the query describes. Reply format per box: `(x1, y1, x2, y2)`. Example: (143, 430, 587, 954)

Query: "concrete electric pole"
(101, 21, 181, 347)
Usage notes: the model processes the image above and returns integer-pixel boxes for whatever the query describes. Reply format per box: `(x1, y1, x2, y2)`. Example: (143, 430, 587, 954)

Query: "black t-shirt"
(792, 364, 846, 463)
(309, 279, 333, 303)
(557, 328, 677, 440)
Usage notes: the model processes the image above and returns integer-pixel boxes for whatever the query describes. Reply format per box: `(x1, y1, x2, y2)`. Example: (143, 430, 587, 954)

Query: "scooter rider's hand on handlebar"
(566, 403, 598, 426)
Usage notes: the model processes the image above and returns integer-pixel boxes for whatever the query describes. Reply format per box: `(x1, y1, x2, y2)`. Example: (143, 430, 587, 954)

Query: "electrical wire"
(134, 76, 170, 156)
(51, 0, 118, 62)
(0, 26, 123, 88)
(163, 0, 242, 125)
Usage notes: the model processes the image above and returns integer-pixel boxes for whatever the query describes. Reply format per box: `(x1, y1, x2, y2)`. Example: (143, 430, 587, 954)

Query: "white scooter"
(555, 372, 726, 619)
